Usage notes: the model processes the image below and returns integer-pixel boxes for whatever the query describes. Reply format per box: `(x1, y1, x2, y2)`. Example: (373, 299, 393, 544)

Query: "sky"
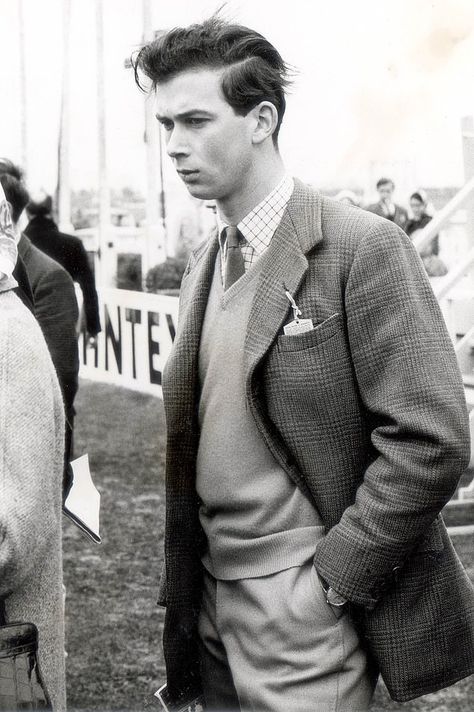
(1, 0, 474, 204)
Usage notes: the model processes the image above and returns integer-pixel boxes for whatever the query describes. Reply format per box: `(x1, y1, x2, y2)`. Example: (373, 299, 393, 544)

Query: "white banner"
(79, 288, 179, 397)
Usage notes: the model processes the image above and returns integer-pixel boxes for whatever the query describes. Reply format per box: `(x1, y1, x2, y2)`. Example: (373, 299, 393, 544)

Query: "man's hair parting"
(132, 16, 294, 143)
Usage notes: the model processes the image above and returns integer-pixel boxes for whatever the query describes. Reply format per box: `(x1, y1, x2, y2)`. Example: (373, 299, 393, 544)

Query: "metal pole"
(143, 0, 165, 273)
(58, 0, 73, 231)
(96, 0, 112, 287)
(18, 0, 28, 174)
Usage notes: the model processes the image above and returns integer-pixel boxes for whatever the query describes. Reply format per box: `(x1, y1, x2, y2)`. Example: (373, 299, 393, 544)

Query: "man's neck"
(217, 153, 286, 225)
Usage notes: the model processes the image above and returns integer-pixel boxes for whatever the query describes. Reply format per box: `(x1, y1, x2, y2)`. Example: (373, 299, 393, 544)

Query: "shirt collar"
(218, 175, 294, 253)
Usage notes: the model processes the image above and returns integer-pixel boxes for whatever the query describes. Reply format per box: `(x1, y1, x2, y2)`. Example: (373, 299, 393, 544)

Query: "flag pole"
(18, 0, 28, 175)
(58, 0, 72, 230)
(96, 0, 112, 287)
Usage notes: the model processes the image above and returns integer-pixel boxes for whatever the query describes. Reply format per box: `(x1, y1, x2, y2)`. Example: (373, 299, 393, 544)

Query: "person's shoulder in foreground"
(0, 289, 66, 711)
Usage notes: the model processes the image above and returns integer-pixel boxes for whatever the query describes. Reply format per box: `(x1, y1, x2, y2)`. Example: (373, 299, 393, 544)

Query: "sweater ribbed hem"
(202, 525, 325, 580)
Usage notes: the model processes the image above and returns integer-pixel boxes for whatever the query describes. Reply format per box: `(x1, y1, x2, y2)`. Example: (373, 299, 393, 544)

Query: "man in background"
(0, 160, 79, 493)
(366, 177, 408, 229)
(25, 191, 101, 343)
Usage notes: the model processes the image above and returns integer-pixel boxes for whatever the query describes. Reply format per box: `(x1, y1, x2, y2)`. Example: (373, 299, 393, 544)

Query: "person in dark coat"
(406, 190, 435, 242)
(25, 191, 101, 340)
(365, 177, 408, 230)
(0, 163, 79, 493)
(17, 234, 79, 424)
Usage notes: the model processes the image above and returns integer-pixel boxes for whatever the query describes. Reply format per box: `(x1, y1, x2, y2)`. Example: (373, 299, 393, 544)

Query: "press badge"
(283, 290, 314, 335)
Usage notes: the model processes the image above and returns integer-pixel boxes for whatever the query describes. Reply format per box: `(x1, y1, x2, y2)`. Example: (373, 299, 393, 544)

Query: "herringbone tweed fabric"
(160, 179, 473, 703)
(0, 290, 66, 710)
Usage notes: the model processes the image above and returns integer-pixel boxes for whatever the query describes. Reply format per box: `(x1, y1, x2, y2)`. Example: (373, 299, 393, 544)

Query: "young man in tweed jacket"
(134, 17, 474, 712)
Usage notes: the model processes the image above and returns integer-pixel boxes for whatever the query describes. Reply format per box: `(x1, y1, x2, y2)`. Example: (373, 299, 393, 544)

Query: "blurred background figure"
(0, 190, 66, 712)
(366, 177, 408, 230)
(406, 189, 436, 246)
(334, 189, 360, 207)
(0, 160, 79, 496)
(25, 190, 102, 343)
(406, 189, 448, 277)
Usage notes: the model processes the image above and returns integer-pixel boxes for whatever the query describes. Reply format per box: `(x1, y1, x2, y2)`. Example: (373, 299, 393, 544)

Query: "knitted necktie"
(224, 226, 245, 290)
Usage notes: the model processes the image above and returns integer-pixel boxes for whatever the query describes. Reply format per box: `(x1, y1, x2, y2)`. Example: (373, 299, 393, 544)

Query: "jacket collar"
(243, 178, 323, 380)
(187, 178, 323, 277)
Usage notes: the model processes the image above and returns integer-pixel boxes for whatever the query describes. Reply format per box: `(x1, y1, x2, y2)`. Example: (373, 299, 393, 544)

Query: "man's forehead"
(154, 66, 226, 115)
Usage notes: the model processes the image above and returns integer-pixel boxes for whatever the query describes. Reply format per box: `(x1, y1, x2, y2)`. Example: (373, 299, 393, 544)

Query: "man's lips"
(177, 169, 198, 176)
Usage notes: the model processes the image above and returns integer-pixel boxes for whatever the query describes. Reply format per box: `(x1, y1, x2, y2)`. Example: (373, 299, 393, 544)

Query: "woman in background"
(406, 190, 448, 277)
(0, 185, 66, 710)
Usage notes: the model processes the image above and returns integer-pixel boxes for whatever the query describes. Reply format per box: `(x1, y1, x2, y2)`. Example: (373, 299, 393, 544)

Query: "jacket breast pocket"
(277, 313, 343, 353)
(264, 309, 360, 428)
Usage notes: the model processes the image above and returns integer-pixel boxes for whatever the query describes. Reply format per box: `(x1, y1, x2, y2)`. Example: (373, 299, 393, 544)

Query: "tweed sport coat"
(160, 179, 474, 703)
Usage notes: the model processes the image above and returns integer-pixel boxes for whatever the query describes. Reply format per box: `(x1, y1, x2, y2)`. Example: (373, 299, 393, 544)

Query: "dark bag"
(0, 599, 52, 710)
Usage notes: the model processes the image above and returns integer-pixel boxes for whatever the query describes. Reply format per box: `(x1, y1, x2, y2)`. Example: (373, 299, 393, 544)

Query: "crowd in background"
(335, 177, 448, 277)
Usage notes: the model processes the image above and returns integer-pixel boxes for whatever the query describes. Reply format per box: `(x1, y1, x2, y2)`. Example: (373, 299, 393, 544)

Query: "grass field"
(64, 380, 474, 712)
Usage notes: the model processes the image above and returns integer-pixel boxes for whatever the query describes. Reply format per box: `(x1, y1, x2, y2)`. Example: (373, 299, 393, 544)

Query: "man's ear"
(251, 101, 278, 145)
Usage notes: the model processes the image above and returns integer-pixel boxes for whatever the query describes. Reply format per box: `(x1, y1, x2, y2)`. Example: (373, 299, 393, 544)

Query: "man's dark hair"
(27, 192, 54, 218)
(132, 16, 292, 144)
(376, 177, 395, 190)
(0, 159, 29, 223)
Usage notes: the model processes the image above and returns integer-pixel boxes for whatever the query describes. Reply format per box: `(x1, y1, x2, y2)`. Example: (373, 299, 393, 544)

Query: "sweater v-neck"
(219, 240, 274, 310)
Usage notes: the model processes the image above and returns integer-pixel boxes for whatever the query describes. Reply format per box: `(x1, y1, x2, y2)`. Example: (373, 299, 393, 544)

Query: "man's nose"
(166, 127, 190, 159)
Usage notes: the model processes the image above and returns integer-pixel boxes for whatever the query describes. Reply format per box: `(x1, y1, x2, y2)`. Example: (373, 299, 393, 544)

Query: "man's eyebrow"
(155, 110, 214, 121)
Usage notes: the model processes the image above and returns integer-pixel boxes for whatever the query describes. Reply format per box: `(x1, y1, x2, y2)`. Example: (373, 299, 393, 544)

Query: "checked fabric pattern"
(218, 175, 294, 280)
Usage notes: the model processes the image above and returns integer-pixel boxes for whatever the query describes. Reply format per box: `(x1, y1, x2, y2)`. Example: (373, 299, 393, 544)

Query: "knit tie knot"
(224, 226, 245, 290)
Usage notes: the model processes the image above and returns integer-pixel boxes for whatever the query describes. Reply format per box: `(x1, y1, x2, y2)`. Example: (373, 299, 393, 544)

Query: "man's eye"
(187, 118, 207, 126)
(160, 121, 173, 131)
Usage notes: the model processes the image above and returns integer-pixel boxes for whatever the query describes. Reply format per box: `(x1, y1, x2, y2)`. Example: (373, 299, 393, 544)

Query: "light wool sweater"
(197, 256, 323, 579)
(0, 290, 66, 711)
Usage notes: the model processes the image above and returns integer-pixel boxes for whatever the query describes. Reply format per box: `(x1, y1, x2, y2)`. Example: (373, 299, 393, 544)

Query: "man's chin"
(183, 184, 215, 201)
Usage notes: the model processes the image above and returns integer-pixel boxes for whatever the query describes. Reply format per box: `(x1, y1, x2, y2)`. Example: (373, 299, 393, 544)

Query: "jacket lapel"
(165, 179, 324, 430)
(244, 179, 324, 382)
(163, 233, 219, 433)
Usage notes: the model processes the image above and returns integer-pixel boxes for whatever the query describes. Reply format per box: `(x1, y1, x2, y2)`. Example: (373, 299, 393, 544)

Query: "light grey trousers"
(198, 559, 376, 712)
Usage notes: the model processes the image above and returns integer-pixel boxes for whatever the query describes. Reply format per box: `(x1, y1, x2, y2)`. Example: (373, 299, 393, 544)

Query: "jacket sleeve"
(73, 243, 102, 336)
(313, 220, 470, 609)
(34, 266, 79, 412)
(0, 310, 64, 597)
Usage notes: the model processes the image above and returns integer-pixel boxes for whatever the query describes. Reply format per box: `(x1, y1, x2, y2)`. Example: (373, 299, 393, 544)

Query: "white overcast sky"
(1, 0, 474, 201)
